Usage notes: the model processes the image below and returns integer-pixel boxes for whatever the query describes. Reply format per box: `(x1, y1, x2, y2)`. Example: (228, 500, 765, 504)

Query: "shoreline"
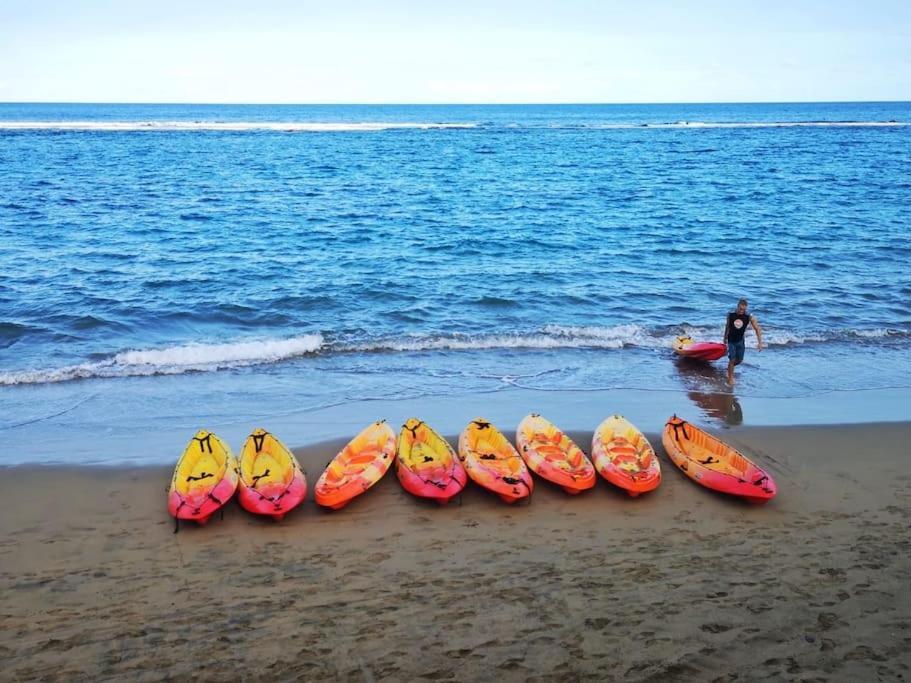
(3, 384, 911, 467)
(2, 421, 909, 680)
(1, 418, 909, 473)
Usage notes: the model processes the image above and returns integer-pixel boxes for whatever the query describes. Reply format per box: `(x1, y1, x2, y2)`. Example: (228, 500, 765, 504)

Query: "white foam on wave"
(554, 325, 906, 349)
(0, 121, 477, 132)
(758, 330, 829, 347)
(587, 121, 908, 130)
(2, 120, 904, 133)
(344, 324, 704, 353)
(2, 325, 905, 386)
(759, 328, 908, 346)
(112, 335, 324, 365)
(850, 328, 902, 339)
(344, 333, 610, 352)
(538, 324, 833, 349)
(540, 324, 674, 349)
(0, 334, 324, 386)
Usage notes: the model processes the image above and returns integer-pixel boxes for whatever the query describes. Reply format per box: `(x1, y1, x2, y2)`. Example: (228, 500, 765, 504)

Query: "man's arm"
(751, 316, 763, 351)
(723, 314, 730, 344)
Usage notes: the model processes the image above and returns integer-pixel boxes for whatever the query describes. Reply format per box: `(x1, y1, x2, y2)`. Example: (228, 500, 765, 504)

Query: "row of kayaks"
(168, 414, 777, 527)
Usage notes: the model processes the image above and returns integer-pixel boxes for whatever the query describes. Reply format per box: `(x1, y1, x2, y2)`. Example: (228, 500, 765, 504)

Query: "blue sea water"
(1, 102, 910, 464)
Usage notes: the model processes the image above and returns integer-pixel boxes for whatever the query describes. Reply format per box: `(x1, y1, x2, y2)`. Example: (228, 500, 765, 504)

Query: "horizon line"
(1, 99, 910, 107)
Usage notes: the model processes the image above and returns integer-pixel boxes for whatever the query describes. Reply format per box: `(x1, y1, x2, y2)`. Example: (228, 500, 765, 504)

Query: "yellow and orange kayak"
(663, 415, 776, 503)
(458, 418, 533, 504)
(167, 430, 238, 529)
(237, 428, 307, 520)
(592, 415, 661, 496)
(396, 418, 467, 504)
(315, 421, 396, 510)
(515, 414, 595, 494)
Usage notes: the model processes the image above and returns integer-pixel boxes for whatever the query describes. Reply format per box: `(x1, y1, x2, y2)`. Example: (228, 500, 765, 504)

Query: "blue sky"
(1, 1, 909, 103)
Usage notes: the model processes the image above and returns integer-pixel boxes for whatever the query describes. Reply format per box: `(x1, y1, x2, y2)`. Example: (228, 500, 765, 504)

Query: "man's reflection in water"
(674, 358, 743, 426)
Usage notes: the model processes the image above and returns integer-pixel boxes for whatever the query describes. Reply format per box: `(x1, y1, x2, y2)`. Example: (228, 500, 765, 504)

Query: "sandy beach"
(1, 421, 909, 681)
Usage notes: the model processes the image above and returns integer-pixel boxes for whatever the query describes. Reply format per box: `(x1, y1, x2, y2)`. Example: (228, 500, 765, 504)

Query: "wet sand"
(1, 422, 909, 681)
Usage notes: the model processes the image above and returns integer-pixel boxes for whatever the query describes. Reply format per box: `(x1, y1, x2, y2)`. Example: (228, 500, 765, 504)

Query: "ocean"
(2, 102, 910, 464)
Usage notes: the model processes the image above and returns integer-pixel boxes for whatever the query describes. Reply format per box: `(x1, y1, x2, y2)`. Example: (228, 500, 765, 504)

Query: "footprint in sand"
(817, 612, 839, 630)
(700, 623, 732, 634)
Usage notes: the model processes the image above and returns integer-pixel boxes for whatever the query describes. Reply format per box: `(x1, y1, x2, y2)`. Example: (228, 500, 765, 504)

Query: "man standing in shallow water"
(724, 298, 763, 386)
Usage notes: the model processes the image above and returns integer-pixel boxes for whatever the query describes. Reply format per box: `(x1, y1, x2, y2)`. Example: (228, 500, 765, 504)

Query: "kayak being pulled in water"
(673, 335, 727, 361)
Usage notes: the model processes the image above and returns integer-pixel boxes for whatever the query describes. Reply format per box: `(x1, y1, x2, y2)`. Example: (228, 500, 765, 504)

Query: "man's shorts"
(728, 340, 745, 363)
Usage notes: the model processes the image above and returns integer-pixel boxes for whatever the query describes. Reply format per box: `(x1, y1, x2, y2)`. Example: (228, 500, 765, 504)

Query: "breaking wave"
(1, 325, 907, 387)
(1, 120, 905, 133)
(0, 334, 324, 386)
(0, 121, 477, 132)
(577, 120, 908, 129)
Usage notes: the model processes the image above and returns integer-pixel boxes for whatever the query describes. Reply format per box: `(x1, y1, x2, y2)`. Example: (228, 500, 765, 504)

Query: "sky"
(0, 1, 909, 103)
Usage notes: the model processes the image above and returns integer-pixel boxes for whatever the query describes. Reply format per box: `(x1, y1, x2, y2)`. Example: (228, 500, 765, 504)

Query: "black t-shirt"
(727, 312, 751, 344)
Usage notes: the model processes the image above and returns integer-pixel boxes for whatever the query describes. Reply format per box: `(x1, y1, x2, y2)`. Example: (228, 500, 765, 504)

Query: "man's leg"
(728, 342, 746, 385)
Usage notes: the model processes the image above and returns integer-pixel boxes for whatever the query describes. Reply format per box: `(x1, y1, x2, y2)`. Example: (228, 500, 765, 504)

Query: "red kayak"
(673, 335, 726, 361)
(663, 416, 776, 503)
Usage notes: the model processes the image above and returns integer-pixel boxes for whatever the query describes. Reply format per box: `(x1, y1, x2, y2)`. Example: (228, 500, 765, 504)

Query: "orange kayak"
(396, 418, 467, 504)
(663, 415, 776, 503)
(515, 414, 595, 494)
(592, 415, 661, 496)
(314, 421, 396, 510)
(237, 428, 307, 520)
(458, 418, 533, 504)
(167, 430, 238, 530)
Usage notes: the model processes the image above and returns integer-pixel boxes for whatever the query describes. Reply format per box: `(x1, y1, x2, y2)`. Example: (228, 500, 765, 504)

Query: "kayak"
(168, 430, 239, 529)
(396, 418, 467, 504)
(515, 414, 595, 494)
(459, 418, 534, 504)
(592, 415, 661, 496)
(662, 415, 776, 503)
(674, 335, 727, 361)
(237, 428, 307, 520)
(314, 421, 396, 510)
